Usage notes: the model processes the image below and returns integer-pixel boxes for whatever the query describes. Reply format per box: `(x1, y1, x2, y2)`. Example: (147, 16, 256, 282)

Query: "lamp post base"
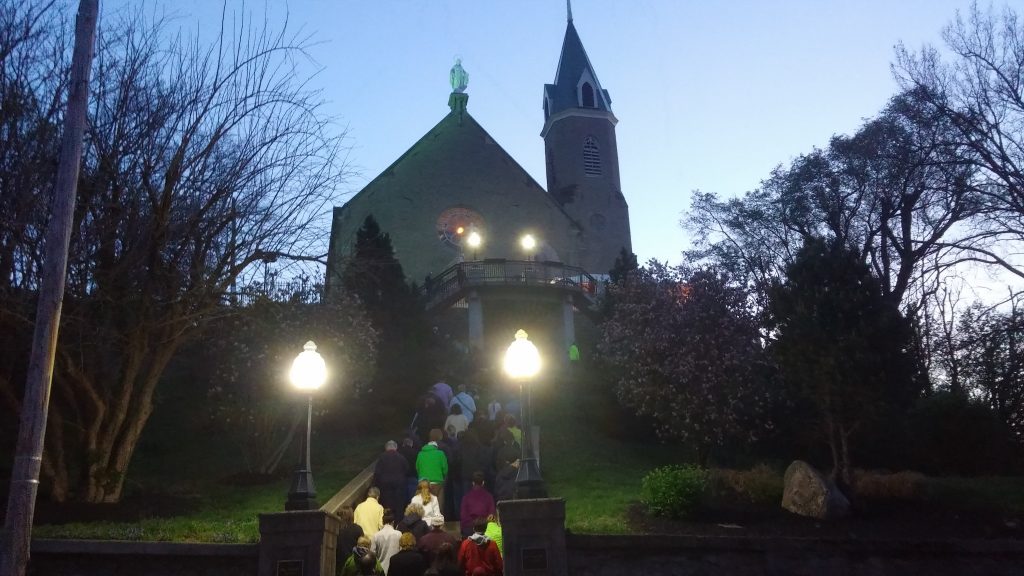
(514, 457, 547, 499)
(286, 468, 318, 511)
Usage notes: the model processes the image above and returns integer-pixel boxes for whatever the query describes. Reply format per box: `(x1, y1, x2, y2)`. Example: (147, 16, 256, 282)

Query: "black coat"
(459, 435, 486, 481)
(374, 450, 409, 486)
(398, 444, 420, 478)
(395, 513, 429, 542)
(387, 549, 427, 576)
(494, 463, 518, 502)
(335, 523, 364, 568)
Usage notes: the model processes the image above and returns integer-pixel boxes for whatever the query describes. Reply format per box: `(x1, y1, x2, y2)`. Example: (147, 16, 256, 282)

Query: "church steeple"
(541, 10, 631, 276)
(542, 13, 615, 129)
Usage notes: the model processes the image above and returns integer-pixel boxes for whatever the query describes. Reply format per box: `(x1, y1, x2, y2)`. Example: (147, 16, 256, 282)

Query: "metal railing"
(424, 259, 598, 310)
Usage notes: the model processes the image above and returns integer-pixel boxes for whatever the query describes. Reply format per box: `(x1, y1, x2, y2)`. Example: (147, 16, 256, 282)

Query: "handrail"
(320, 462, 376, 515)
(424, 259, 598, 310)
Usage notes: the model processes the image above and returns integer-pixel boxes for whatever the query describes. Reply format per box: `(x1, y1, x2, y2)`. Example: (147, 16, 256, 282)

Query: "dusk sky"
(112, 0, 980, 267)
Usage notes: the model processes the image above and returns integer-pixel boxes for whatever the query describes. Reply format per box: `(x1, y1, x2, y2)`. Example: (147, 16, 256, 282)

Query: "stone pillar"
(498, 498, 567, 576)
(258, 510, 340, 576)
(468, 289, 484, 351)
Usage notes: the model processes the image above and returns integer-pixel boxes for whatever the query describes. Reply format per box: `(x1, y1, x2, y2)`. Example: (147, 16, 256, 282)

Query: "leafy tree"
(0, 3, 349, 502)
(598, 261, 772, 464)
(906, 391, 1019, 475)
(768, 238, 925, 488)
(685, 88, 979, 313)
(956, 301, 1024, 440)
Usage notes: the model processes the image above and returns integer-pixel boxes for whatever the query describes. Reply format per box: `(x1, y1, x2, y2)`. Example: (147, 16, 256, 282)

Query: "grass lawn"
(28, 373, 394, 543)
(31, 431, 386, 543)
(538, 376, 692, 534)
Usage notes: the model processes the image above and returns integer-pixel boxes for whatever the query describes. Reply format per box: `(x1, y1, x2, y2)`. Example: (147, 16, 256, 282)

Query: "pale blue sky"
(109, 0, 979, 266)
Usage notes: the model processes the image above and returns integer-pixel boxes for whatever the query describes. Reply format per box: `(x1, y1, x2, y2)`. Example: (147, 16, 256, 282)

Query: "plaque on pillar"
(522, 548, 548, 574)
(498, 498, 567, 576)
(276, 559, 303, 576)
(258, 511, 340, 576)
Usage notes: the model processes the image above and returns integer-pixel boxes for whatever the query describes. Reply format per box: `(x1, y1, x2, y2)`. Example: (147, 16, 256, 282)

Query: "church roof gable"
(342, 109, 570, 219)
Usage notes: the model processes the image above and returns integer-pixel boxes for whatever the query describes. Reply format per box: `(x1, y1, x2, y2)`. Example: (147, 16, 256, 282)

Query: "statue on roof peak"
(450, 58, 469, 94)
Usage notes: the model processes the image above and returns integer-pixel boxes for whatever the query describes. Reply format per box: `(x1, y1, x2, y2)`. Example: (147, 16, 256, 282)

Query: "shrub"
(709, 464, 783, 505)
(853, 470, 927, 500)
(640, 465, 708, 518)
(906, 391, 1020, 475)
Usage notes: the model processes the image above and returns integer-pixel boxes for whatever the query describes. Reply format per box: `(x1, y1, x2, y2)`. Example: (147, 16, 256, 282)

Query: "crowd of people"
(335, 380, 525, 576)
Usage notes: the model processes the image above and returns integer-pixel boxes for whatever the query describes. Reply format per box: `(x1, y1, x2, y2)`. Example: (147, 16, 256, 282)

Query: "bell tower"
(542, 2, 631, 275)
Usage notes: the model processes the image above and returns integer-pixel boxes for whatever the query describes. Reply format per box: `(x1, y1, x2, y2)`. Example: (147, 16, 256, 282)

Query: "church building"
(326, 8, 631, 358)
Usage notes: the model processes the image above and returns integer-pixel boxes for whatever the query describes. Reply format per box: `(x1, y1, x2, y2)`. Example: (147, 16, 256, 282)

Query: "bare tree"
(895, 2, 1024, 280)
(0, 3, 350, 502)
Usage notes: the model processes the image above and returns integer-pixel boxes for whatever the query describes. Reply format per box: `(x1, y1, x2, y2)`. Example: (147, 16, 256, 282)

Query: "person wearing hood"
(395, 502, 429, 542)
(416, 428, 449, 514)
(430, 381, 454, 411)
(458, 517, 503, 576)
(339, 536, 384, 576)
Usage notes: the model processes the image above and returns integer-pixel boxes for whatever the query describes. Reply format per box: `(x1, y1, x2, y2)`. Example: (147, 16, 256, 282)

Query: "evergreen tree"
(341, 215, 410, 318)
(608, 248, 638, 283)
(769, 238, 924, 489)
(341, 215, 434, 413)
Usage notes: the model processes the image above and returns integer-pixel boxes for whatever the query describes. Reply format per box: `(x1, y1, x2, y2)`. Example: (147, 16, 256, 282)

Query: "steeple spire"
(542, 10, 613, 123)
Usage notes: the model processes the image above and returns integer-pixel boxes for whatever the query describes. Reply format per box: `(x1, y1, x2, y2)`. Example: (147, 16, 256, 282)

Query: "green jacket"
(485, 521, 503, 556)
(415, 443, 448, 483)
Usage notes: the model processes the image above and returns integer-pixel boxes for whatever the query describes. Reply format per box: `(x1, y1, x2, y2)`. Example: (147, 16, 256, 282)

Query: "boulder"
(781, 460, 850, 520)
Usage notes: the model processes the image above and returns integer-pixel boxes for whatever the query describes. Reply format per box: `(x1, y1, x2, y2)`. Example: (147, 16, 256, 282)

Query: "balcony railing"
(424, 259, 598, 310)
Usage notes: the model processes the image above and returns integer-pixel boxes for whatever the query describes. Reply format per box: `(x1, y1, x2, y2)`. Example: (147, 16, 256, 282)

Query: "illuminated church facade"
(326, 9, 631, 356)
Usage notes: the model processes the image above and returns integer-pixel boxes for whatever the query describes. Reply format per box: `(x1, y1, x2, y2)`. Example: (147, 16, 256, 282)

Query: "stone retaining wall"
(566, 534, 1024, 576)
(28, 539, 259, 576)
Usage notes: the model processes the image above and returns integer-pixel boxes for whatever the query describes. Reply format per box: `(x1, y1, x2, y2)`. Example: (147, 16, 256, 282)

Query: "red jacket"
(457, 534, 503, 576)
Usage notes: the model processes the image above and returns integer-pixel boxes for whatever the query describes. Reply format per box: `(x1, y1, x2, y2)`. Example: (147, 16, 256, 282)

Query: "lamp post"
(286, 341, 327, 511)
(503, 329, 546, 498)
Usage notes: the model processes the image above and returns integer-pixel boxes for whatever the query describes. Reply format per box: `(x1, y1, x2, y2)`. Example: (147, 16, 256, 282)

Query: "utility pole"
(1, 1, 99, 575)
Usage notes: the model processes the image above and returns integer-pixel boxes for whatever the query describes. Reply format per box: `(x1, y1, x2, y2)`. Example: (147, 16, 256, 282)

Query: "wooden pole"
(1, 1, 98, 575)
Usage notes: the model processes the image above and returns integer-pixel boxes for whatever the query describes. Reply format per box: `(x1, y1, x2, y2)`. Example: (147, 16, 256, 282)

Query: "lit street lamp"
(466, 229, 482, 260)
(503, 329, 546, 498)
(520, 233, 537, 261)
(286, 341, 327, 511)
